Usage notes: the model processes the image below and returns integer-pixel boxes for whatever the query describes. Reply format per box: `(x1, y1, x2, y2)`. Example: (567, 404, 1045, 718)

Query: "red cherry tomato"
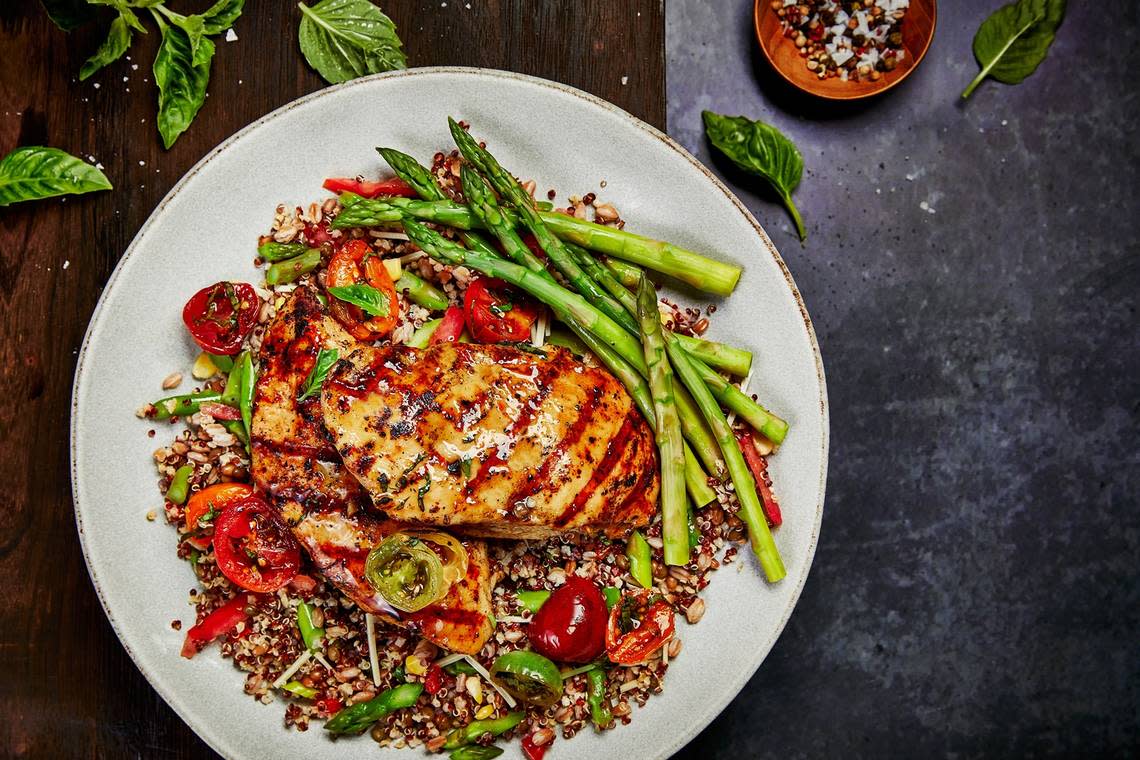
(326, 239, 400, 341)
(316, 696, 343, 715)
(429, 306, 466, 345)
(736, 431, 782, 527)
(183, 482, 254, 550)
(424, 664, 443, 695)
(463, 277, 538, 343)
(322, 176, 419, 199)
(605, 590, 676, 665)
(181, 282, 259, 355)
(213, 496, 301, 593)
(529, 576, 607, 664)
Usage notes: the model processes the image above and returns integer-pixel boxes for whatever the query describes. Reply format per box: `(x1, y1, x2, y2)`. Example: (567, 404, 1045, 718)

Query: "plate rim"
(70, 65, 829, 760)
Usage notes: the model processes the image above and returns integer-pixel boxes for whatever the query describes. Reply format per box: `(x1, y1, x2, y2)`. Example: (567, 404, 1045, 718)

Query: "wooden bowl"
(753, 0, 936, 100)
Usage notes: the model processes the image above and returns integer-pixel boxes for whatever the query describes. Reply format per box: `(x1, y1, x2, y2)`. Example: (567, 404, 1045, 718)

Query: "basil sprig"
(297, 348, 339, 401)
(328, 284, 391, 317)
(702, 110, 806, 242)
(40, 0, 246, 149)
(962, 0, 1066, 99)
(0, 147, 112, 206)
(297, 0, 406, 85)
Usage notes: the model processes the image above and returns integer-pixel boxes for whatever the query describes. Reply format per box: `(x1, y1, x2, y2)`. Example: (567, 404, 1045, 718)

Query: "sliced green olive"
(489, 650, 564, 708)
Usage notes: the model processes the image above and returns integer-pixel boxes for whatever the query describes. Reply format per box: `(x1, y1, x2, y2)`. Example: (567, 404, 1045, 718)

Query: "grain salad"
(142, 122, 790, 757)
(774, 0, 910, 82)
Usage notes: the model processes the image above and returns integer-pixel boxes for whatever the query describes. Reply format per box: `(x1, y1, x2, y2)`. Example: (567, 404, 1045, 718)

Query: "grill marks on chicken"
(250, 289, 495, 654)
(321, 342, 659, 539)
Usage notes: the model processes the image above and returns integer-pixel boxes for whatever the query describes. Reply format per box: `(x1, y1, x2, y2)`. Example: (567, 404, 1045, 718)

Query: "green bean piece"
(283, 680, 318, 699)
(297, 602, 324, 651)
(450, 747, 504, 760)
(152, 390, 222, 420)
(258, 241, 310, 262)
(392, 664, 406, 682)
(206, 353, 235, 373)
(395, 270, 449, 311)
(587, 668, 613, 729)
(220, 354, 244, 407)
(238, 352, 256, 441)
(443, 659, 479, 676)
(266, 248, 321, 286)
(324, 683, 423, 734)
(165, 465, 194, 505)
(443, 711, 525, 749)
(221, 419, 248, 446)
(627, 531, 654, 589)
(405, 317, 442, 349)
(516, 590, 551, 614)
(603, 586, 621, 609)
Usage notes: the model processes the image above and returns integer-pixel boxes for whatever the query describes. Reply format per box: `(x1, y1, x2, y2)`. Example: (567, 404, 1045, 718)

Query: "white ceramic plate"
(71, 68, 827, 760)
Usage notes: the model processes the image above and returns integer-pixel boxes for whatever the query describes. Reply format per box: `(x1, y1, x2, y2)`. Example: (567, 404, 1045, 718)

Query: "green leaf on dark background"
(0, 147, 112, 206)
(298, 0, 406, 85)
(962, 0, 1066, 99)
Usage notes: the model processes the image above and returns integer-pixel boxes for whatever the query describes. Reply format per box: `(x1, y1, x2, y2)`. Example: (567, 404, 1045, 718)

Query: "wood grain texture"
(0, 2, 662, 756)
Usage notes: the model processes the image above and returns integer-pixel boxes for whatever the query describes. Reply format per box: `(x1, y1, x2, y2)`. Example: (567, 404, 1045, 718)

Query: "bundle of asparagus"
(333, 119, 789, 583)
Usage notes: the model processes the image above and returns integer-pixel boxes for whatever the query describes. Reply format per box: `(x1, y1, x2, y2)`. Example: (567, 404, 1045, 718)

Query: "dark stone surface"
(667, 1, 1139, 757)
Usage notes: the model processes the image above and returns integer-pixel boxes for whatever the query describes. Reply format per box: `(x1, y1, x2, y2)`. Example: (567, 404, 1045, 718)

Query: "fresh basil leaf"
(153, 21, 213, 149)
(298, 348, 339, 401)
(702, 110, 806, 242)
(39, 0, 96, 30)
(202, 0, 245, 35)
(0, 146, 112, 206)
(80, 15, 134, 81)
(962, 0, 1066, 99)
(297, 0, 407, 85)
(328, 283, 391, 317)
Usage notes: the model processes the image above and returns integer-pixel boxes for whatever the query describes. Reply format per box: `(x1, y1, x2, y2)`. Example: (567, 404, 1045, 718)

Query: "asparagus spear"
(333, 196, 741, 296)
(664, 333, 785, 582)
(604, 257, 642, 288)
(459, 165, 551, 275)
(376, 147, 505, 259)
(394, 270, 449, 311)
(637, 275, 689, 565)
(448, 118, 637, 335)
(569, 242, 752, 377)
(690, 356, 788, 444)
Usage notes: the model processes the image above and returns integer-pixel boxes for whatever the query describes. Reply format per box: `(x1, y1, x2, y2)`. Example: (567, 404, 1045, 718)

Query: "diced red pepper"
(180, 593, 258, 658)
(322, 176, 419, 199)
(316, 696, 343, 715)
(521, 733, 550, 760)
(424, 664, 443, 696)
(736, 432, 782, 527)
(430, 306, 466, 345)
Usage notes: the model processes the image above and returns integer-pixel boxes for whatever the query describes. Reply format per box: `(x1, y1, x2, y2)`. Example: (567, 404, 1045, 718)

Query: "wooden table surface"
(0, 2, 663, 756)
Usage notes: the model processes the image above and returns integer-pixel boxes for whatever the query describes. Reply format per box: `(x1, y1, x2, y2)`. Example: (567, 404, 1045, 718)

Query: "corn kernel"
(474, 703, 495, 720)
(465, 676, 483, 704)
(404, 654, 427, 676)
(192, 353, 219, 380)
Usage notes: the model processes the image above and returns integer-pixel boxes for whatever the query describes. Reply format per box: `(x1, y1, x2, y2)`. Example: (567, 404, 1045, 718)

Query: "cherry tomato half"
(326, 239, 400, 341)
(605, 590, 676, 665)
(183, 483, 254, 549)
(181, 282, 259, 355)
(213, 496, 301, 593)
(429, 305, 466, 346)
(529, 576, 607, 663)
(322, 176, 419, 199)
(463, 277, 538, 343)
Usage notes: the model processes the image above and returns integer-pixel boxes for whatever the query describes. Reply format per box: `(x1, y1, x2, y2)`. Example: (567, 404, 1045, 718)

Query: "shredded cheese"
(314, 651, 333, 672)
(725, 363, 756, 428)
(495, 615, 531, 625)
(271, 649, 311, 689)
(365, 613, 381, 687)
(434, 652, 466, 668)
(463, 655, 517, 709)
(371, 231, 411, 241)
(399, 250, 427, 265)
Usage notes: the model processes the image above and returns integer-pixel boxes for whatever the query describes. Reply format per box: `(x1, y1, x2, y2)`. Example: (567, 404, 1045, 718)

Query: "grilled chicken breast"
(321, 342, 659, 539)
(251, 288, 495, 654)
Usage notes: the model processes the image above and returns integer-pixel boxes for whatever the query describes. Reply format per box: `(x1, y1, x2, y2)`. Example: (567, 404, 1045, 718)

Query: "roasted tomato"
(322, 176, 419, 199)
(181, 282, 259, 355)
(605, 590, 676, 665)
(213, 496, 301, 592)
(463, 277, 538, 343)
(183, 482, 254, 549)
(326, 239, 400, 341)
(529, 576, 607, 663)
